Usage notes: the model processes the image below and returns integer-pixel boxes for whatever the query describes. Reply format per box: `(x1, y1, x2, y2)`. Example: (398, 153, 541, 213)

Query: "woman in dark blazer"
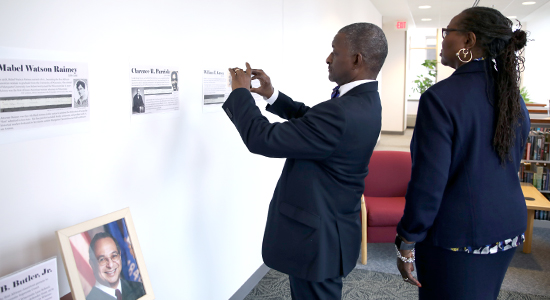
(395, 7, 529, 299)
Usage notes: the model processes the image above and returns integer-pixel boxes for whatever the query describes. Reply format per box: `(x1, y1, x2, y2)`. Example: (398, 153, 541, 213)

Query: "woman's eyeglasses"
(442, 28, 468, 39)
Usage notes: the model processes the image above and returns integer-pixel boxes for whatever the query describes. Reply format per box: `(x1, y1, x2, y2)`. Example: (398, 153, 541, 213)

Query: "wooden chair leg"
(361, 195, 367, 265)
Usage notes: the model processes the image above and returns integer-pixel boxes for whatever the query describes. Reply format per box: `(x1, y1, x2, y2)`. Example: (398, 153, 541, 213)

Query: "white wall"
(435, 29, 455, 84)
(281, 0, 383, 105)
(523, 1, 550, 104)
(381, 21, 406, 132)
(0, 1, 381, 299)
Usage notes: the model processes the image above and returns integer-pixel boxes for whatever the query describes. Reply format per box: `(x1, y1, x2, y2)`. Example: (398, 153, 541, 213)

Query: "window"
(406, 28, 438, 100)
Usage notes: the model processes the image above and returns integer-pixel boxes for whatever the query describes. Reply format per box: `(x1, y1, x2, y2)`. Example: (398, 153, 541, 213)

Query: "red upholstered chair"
(360, 151, 411, 264)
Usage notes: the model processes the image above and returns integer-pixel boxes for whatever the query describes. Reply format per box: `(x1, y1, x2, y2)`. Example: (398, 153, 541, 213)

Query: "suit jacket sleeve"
(222, 88, 345, 159)
(265, 91, 310, 119)
(397, 89, 453, 242)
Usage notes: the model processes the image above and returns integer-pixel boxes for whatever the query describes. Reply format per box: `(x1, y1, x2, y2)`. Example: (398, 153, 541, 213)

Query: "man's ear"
(353, 53, 364, 70)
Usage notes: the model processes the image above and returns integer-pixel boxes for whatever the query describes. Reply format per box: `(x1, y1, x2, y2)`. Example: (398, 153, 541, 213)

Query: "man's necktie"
(331, 86, 340, 99)
(115, 289, 122, 300)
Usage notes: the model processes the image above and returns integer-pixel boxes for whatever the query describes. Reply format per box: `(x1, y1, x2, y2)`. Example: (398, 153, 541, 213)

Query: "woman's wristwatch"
(395, 234, 416, 263)
(395, 234, 416, 250)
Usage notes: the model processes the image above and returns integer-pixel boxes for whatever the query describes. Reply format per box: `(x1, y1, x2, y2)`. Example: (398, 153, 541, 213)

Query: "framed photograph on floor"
(57, 208, 154, 300)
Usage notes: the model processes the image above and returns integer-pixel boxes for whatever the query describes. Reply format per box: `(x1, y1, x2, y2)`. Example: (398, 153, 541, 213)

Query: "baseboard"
(228, 264, 270, 300)
(380, 130, 405, 135)
(406, 114, 416, 128)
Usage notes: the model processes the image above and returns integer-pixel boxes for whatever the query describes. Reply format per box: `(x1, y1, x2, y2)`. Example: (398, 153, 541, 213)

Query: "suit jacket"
(222, 83, 381, 281)
(86, 278, 145, 300)
(397, 60, 530, 248)
(132, 94, 144, 113)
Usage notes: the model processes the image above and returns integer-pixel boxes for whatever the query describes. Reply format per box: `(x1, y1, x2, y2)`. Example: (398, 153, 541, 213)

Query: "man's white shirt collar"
(95, 279, 122, 299)
(338, 79, 376, 97)
(264, 79, 376, 105)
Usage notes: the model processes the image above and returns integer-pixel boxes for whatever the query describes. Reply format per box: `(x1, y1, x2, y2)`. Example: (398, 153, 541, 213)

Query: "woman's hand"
(396, 250, 421, 287)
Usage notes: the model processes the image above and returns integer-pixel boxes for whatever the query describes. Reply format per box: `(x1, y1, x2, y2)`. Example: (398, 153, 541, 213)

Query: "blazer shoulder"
(123, 278, 143, 287)
(429, 62, 486, 93)
(426, 71, 485, 103)
(312, 97, 346, 112)
(122, 278, 146, 299)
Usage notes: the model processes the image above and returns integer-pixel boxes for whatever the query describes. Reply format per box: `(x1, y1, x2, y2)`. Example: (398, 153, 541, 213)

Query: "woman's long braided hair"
(458, 7, 528, 164)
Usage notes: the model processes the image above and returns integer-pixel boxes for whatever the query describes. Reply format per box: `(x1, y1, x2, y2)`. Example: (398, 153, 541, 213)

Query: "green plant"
(520, 86, 531, 103)
(412, 59, 438, 95)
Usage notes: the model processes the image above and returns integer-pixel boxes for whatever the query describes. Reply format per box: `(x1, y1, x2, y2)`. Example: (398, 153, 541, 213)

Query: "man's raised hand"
(251, 68, 274, 99)
(228, 62, 252, 91)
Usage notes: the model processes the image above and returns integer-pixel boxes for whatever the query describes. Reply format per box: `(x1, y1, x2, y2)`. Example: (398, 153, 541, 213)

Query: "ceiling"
(370, 0, 550, 28)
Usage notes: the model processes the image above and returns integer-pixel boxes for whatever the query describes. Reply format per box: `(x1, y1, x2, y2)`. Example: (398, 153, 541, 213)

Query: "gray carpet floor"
(245, 268, 550, 300)
(356, 225, 550, 297)
(246, 225, 550, 299)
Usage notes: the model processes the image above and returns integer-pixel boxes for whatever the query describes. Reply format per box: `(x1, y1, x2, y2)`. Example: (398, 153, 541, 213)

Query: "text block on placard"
(0, 257, 59, 300)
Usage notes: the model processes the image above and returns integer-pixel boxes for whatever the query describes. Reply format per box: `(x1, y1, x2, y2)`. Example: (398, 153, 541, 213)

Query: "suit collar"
(343, 81, 378, 97)
(452, 60, 486, 76)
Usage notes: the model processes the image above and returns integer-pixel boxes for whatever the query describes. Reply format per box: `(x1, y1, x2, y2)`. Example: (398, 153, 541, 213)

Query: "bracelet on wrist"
(395, 245, 415, 263)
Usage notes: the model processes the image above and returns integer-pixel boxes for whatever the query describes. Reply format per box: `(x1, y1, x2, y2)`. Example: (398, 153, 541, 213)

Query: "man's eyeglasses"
(97, 252, 121, 266)
(442, 28, 468, 39)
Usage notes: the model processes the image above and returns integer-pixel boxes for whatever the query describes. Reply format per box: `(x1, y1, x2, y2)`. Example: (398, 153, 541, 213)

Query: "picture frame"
(57, 208, 154, 300)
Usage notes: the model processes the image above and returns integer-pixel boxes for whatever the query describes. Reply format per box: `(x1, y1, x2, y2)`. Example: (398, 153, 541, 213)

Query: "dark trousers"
(415, 242, 516, 300)
(289, 275, 343, 300)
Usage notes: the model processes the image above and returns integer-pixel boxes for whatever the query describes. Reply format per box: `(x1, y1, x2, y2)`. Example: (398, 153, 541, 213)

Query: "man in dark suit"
(86, 232, 145, 300)
(132, 89, 144, 113)
(171, 71, 178, 92)
(223, 23, 387, 299)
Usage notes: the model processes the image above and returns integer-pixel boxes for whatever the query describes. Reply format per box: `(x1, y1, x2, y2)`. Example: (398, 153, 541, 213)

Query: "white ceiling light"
(507, 16, 517, 19)
(522, 1, 536, 5)
(419, 5, 431, 9)
(421, 18, 432, 21)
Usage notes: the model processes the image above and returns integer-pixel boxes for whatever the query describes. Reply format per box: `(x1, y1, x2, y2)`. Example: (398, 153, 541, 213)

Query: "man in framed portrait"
(74, 80, 89, 108)
(87, 232, 145, 300)
(132, 89, 144, 113)
(171, 71, 178, 92)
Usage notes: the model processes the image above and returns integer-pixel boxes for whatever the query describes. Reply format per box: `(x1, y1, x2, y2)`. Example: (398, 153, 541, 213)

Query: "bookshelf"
(529, 116, 550, 126)
(520, 127, 550, 221)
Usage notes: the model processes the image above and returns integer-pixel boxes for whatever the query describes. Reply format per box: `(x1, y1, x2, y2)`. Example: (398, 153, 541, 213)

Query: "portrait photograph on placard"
(57, 208, 154, 300)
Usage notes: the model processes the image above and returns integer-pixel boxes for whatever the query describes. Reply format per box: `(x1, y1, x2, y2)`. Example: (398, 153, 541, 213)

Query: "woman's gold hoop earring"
(456, 48, 472, 63)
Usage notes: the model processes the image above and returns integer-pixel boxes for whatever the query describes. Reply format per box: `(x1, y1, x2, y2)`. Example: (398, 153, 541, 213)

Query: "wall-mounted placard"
(129, 65, 179, 115)
(0, 257, 59, 300)
(202, 68, 263, 113)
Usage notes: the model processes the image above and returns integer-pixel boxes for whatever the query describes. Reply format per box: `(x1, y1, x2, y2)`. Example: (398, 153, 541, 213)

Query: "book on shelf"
(534, 193, 550, 221)
(535, 210, 550, 221)
(524, 128, 550, 161)
(521, 128, 550, 221)
(520, 128, 550, 194)
(520, 164, 550, 190)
